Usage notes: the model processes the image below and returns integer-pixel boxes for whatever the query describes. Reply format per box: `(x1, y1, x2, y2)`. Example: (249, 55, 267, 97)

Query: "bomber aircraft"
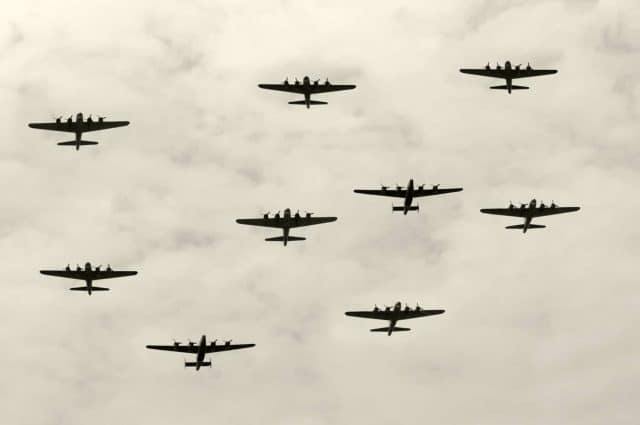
(480, 199, 580, 233)
(459, 61, 557, 93)
(146, 335, 255, 370)
(258, 76, 356, 108)
(354, 179, 463, 214)
(28, 113, 129, 150)
(40, 262, 138, 295)
(345, 302, 445, 336)
(236, 208, 337, 246)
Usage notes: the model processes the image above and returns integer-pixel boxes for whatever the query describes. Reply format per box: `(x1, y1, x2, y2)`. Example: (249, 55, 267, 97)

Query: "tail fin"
(505, 224, 546, 230)
(288, 100, 328, 106)
(265, 236, 306, 242)
(58, 141, 99, 146)
(69, 286, 109, 292)
(370, 326, 411, 335)
(392, 205, 419, 212)
(490, 85, 529, 90)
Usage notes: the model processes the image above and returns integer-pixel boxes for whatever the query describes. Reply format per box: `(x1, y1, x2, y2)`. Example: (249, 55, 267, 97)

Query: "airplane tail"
(392, 205, 419, 213)
(69, 286, 109, 292)
(370, 326, 411, 335)
(490, 85, 529, 91)
(288, 100, 328, 106)
(184, 361, 211, 368)
(506, 224, 546, 234)
(58, 140, 99, 147)
(265, 236, 306, 242)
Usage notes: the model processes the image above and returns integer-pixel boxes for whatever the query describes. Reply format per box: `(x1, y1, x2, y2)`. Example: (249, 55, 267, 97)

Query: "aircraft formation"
(29, 63, 579, 371)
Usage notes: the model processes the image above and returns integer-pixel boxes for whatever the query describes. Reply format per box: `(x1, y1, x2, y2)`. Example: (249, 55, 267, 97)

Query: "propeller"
(515, 64, 522, 70)
(508, 200, 515, 208)
(304, 211, 314, 218)
(325, 78, 330, 85)
(526, 62, 532, 70)
(380, 184, 389, 190)
(313, 79, 320, 85)
(496, 62, 501, 69)
(415, 303, 422, 311)
(373, 304, 379, 311)
(225, 339, 232, 345)
(263, 211, 270, 219)
(418, 184, 425, 190)
(432, 184, 439, 190)
(283, 77, 289, 84)
(485, 62, 491, 69)
(295, 209, 301, 218)
(404, 303, 411, 311)
(188, 339, 196, 346)
(551, 200, 557, 208)
(395, 183, 402, 191)
(173, 339, 181, 346)
(211, 339, 218, 346)
(106, 264, 112, 271)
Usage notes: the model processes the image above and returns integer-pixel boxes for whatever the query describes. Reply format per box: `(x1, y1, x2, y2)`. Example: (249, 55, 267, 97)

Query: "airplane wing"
(481, 207, 580, 217)
(92, 270, 138, 280)
(512, 69, 558, 79)
(29, 122, 78, 133)
(81, 121, 130, 132)
(40, 270, 89, 280)
(258, 84, 307, 94)
(236, 218, 288, 228)
(412, 187, 463, 198)
(345, 311, 394, 320)
(353, 189, 408, 198)
(308, 84, 356, 94)
(205, 343, 256, 353)
(146, 344, 200, 354)
(459, 68, 508, 78)
(397, 309, 446, 319)
(236, 216, 337, 229)
(529, 206, 580, 217)
(289, 216, 337, 228)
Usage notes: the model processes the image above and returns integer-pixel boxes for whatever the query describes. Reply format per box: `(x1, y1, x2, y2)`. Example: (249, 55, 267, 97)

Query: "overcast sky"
(1, 1, 639, 424)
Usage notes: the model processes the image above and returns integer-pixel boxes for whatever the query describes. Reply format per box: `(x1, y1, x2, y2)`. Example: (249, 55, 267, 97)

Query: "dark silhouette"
(40, 262, 137, 295)
(460, 61, 557, 93)
(345, 302, 445, 336)
(354, 179, 463, 214)
(28, 113, 129, 150)
(146, 335, 255, 370)
(258, 76, 356, 108)
(480, 199, 580, 233)
(236, 208, 337, 246)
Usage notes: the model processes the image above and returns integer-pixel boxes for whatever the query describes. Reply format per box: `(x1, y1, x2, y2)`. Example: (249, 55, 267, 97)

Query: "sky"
(1, 1, 639, 424)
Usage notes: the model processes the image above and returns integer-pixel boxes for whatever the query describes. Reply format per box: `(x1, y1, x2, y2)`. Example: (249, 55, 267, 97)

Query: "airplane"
(146, 335, 255, 370)
(345, 302, 445, 336)
(459, 61, 557, 93)
(39, 262, 138, 295)
(28, 113, 129, 150)
(258, 76, 356, 108)
(353, 179, 463, 214)
(236, 208, 337, 246)
(480, 199, 580, 233)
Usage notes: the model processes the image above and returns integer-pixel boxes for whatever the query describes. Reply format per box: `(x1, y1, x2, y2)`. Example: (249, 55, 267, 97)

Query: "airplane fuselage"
(403, 179, 415, 214)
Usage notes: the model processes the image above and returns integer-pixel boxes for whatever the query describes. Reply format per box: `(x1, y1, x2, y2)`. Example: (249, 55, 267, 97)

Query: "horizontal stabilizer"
(370, 327, 410, 332)
(392, 205, 419, 212)
(184, 361, 211, 368)
(490, 85, 529, 90)
(69, 286, 109, 291)
(288, 100, 328, 105)
(58, 141, 99, 146)
(265, 236, 306, 242)
(506, 224, 546, 230)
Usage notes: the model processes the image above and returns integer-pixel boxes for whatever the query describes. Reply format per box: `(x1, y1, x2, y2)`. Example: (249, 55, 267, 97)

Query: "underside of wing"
(289, 216, 338, 228)
(308, 84, 356, 94)
(459, 69, 507, 78)
(82, 121, 130, 132)
(345, 311, 391, 320)
(512, 69, 558, 79)
(399, 309, 446, 320)
(413, 187, 463, 198)
(40, 270, 88, 280)
(28, 122, 78, 133)
(146, 345, 199, 354)
(92, 270, 138, 280)
(353, 189, 407, 198)
(480, 208, 528, 217)
(236, 218, 286, 228)
(258, 84, 306, 94)
(530, 206, 580, 217)
(206, 343, 256, 353)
